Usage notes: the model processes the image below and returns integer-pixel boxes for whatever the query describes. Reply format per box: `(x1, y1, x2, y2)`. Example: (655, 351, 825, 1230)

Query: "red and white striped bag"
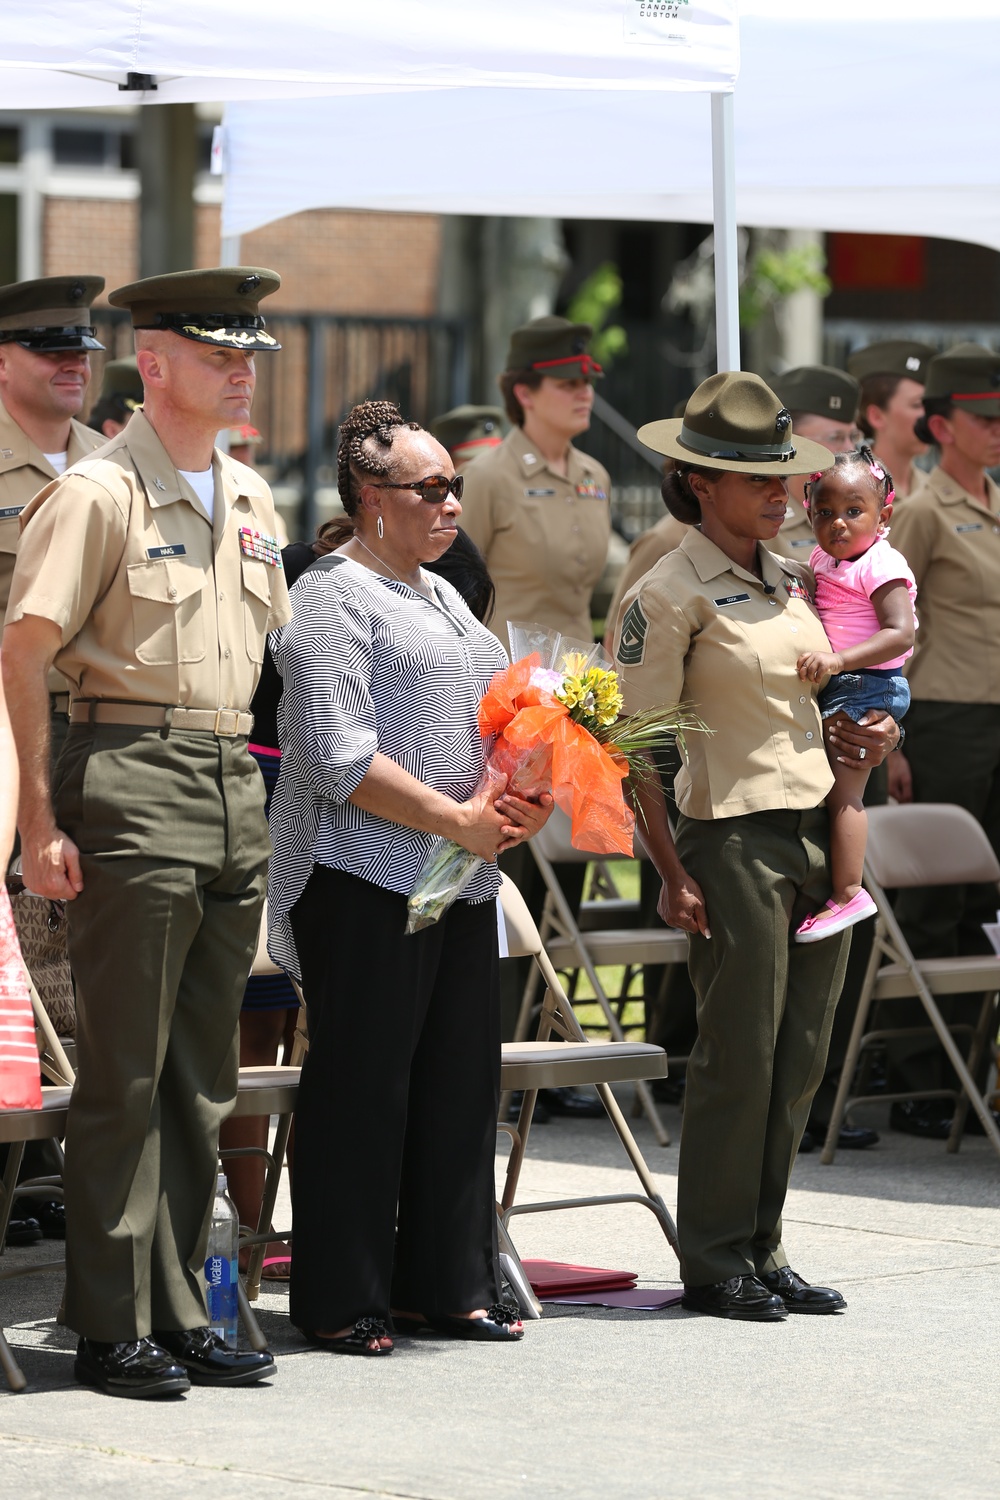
(0, 885, 42, 1111)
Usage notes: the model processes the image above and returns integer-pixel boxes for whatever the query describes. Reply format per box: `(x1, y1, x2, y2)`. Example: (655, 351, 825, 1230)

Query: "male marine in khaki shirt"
(0, 276, 107, 755)
(2, 267, 290, 1399)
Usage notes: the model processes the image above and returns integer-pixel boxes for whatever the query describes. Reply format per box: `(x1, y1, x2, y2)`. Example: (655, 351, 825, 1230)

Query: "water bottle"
(204, 1170, 239, 1349)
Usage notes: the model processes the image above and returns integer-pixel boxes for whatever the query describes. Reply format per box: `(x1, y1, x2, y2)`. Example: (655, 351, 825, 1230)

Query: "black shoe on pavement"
(75, 1337, 190, 1399)
(806, 1122, 880, 1150)
(760, 1266, 847, 1314)
(153, 1327, 275, 1386)
(889, 1101, 953, 1139)
(4, 1216, 42, 1247)
(505, 1091, 550, 1125)
(797, 1130, 816, 1154)
(539, 1087, 605, 1118)
(681, 1276, 787, 1321)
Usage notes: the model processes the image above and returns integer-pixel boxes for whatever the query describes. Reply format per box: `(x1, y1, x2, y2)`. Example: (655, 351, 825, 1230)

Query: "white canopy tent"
(218, 0, 1000, 255)
(0, 0, 744, 362)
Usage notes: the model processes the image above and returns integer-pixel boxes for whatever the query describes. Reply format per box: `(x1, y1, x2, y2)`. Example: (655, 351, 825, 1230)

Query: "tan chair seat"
(545, 928, 689, 968)
(873, 957, 1000, 1001)
(0, 1087, 71, 1145)
(501, 1039, 667, 1092)
(230, 1065, 300, 1118)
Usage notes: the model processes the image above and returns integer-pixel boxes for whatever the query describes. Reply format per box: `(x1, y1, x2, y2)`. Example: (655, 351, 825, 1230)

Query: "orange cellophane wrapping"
(478, 655, 634, 857)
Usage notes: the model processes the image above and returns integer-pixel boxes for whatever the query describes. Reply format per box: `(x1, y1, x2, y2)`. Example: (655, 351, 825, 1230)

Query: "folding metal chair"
(224, 906, 301, 1305)
(822, 803, 1000, 1164)
(498, 875, 679, 1288)
(514, 807, 689, 1145)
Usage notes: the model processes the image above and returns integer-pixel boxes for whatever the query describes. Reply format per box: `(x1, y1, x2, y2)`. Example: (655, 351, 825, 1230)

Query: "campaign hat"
(638, 371, 836, 477)
(847, 340, 935, 385)
(0, 275, 105, 352)
(108, 267, 282, 351)
(505, 315, 603, 380)
(773, 365, 859, 423)
(923, 342, 1000, 417)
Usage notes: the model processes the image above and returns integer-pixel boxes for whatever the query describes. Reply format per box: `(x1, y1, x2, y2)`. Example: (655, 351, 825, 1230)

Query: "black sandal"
(425, 1303, 524, 1342)
(304, 1317, 393, 1356)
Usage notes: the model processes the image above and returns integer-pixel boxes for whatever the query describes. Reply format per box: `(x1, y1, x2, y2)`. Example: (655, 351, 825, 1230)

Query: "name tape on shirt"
(576, 481, 608, 500)
(0, 505, 25, 520)
(954, 523, 984, 533)
(788, 538, 813, 549)
(238, 527, 282, 567)
(525, 488, 556, 497)
(616, 597, 648, 665)
(147, 543, 187, 559)
(714, 593, 751, 607)
(783, 575, 810, 601)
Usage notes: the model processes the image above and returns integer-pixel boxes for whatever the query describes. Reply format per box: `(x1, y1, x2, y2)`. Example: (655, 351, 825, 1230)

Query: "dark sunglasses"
(370, 474, 464, 504)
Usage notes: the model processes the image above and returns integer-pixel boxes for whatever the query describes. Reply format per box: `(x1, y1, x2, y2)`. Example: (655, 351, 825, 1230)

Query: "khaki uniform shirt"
(613, 528, 834, 821)
(604, 513, 690, 650)
(891, 466, 1000, 704)
(0, 403, 105, 697)
(770, 494, 816, 563)
(6, 411, 291, 712)
(460, 426, 611, 651)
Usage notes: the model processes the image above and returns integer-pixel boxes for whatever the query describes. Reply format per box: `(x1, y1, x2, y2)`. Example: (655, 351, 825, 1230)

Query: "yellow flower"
(555, 665, 623, 729)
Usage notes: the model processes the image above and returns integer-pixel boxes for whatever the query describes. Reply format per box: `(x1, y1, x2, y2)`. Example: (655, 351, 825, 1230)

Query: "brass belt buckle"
(213, 708, 241, 737)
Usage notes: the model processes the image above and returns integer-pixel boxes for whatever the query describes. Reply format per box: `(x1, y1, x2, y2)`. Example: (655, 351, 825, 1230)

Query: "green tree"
(566, 262, 629, 367)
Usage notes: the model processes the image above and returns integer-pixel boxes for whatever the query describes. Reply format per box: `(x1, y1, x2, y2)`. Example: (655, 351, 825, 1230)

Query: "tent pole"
(710, 91, 740, 373)
(221, 235, 242, 265)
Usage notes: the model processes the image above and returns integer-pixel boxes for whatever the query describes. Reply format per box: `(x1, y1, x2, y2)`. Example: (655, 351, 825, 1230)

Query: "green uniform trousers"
(674, 807, 850, 1287)
(888, 700, 1000, 1093)
(55, 725, 269, 1342)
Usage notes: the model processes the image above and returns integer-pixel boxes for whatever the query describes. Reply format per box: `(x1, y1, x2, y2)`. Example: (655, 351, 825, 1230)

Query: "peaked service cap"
(637, 371, 836, 477)
(430, 404, 505, 452)
(0, 275, 105, 352)
(505, 315, 603, 380)
(847, 340, 936, 385)
(108, 267, 282, 351)
(923, 342, 1000, 416)
(773, 365, 859, 423)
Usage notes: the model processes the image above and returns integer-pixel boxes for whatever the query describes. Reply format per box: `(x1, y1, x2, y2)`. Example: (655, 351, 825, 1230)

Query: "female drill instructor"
(613, 372, 900, 1321)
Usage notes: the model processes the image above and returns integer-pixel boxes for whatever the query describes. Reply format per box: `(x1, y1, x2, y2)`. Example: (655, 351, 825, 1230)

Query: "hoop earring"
(377, 515, 384, 540)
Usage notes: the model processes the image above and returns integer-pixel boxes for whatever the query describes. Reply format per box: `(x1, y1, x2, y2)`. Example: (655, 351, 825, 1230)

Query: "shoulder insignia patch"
(617, 597, 649, 665)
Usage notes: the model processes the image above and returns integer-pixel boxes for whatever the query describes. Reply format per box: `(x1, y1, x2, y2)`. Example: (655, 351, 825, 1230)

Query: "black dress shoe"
(681, 1276, 787, 1321)
(506, 1091, 550, 1125)
(760, 1266, 847, 1314)
(75, 1337, 190, 1399)
(806, 1122, 880, 1150)
(890, 1101, 953, 1139)
(539, 1087, 605, 1119)
(797, 1130, 816, 1154)
(153, 1327, 275, 1385)
(5, 1216, 42, 1247)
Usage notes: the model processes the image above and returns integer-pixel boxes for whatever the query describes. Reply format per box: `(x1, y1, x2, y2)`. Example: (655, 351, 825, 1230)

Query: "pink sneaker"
(795, 890, 878, 944)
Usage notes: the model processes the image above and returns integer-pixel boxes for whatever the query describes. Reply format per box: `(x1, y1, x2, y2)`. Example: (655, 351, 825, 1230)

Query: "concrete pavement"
(1, 1095, 998, 1500)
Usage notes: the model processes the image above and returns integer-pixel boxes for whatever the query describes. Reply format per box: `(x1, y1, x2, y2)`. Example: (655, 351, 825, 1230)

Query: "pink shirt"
(810, 538, 917, 670)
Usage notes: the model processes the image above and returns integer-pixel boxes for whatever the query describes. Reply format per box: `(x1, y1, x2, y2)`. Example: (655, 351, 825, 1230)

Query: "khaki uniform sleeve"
(890, 499, 938, 591)
(457, 457, 498, 559)
(614, 574, 693, 715)
(7, 477, 126, 644)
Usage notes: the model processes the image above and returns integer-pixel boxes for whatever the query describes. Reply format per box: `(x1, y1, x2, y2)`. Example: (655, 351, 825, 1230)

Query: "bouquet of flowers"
(405, 623, 705, 933)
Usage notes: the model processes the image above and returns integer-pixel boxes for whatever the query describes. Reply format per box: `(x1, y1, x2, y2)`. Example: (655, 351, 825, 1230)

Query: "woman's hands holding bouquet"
(451, 775, 553, 860)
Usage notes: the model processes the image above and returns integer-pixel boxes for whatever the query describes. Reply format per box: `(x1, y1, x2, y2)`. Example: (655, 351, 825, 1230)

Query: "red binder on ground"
(523, 1258, 637, 1296)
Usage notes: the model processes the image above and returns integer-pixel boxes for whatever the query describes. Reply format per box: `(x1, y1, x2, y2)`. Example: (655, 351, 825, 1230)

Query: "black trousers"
(288, 866, 502, 1333)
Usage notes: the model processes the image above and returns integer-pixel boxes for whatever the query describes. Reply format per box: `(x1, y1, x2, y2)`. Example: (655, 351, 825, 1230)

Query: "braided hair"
(336, 399, 420, 517)
(804, 444, 895, 509)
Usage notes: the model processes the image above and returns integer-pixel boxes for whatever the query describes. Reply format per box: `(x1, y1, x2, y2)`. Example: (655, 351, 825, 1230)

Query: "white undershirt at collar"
(44, 451, 68, 475)
(178, 467, 215, 522)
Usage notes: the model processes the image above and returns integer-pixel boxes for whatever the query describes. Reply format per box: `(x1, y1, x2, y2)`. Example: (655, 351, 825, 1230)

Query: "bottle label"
(204, 1253, 238, 1340)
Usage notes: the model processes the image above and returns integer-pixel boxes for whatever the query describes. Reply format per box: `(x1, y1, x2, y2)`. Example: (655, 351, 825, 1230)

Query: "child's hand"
(796, 650, 843, 682)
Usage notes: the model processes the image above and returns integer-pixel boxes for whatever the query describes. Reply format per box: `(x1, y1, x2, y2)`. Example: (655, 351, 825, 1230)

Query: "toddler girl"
(795, 447, 917, 942)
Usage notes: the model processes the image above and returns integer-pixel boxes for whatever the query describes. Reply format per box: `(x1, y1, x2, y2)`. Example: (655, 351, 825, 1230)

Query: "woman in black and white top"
(268, 401, 550, 1356)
